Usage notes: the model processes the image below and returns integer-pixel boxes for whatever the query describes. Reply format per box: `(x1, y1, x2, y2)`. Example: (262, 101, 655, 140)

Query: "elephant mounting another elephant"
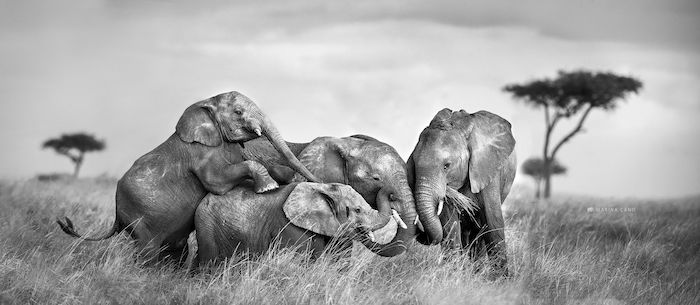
(408, 108, 516, 277)
(54, 90, 516, 279)
(56, 91, 320, 265)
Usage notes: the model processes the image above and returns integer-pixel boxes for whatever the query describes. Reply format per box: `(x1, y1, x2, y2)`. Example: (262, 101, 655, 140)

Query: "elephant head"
(283, 183, 391, 242)
(293, 135, 417, 256)
(408, 108, 515, 244)
(176, 91, 319, 182)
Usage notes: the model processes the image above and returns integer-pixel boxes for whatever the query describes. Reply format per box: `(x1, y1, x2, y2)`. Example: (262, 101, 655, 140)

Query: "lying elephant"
(408, 108, 516, 276)
(194, 181, 392, 265)
(241, 135, 416, 257)
(57, 91, 319, 264)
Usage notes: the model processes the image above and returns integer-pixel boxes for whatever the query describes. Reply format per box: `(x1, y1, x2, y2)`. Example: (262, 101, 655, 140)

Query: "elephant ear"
(283, 182, 344, 236)
(349, 134, 379, 142)
(466, 111, 515, 193)
(293, 137, 351, 184)
(428, 108, 455, 129)
(176, 101, 222, 147)
(406, 154, 416, 191)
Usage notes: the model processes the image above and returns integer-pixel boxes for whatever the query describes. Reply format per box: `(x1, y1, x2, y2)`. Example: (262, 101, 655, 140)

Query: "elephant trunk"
(414, 175, 444, 244)
(261, 117, 321, 183)
(366, 209, 392, 231)
(360, 182, 417, 257)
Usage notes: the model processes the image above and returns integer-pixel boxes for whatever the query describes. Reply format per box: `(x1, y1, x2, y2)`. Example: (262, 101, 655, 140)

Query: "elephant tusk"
(437, 198, 444, 216)
(416, 218, 424, 232)
(414, 215, 419, 225)
(392, 209, 407, 229)
(368, 231, 375, 243)
(253, 127, 262, 137)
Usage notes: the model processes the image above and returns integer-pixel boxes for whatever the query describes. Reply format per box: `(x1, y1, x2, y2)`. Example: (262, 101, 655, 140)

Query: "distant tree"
(521, 157, 566, 199)
(504, 70, 642, 198)
(42, 133, 106, 177)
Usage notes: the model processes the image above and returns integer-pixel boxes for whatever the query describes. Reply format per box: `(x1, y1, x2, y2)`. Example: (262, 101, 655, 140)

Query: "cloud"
(0, 1, 698, 198)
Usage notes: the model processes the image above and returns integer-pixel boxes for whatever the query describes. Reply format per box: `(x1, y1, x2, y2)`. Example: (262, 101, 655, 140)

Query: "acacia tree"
(521, 157, 566, 199)
(42, 133, 106, 177)
(504, 70, 642, 198)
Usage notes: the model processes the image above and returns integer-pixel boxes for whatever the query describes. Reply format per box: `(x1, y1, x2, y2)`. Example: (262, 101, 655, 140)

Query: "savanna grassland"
(0, 178, 698, 305)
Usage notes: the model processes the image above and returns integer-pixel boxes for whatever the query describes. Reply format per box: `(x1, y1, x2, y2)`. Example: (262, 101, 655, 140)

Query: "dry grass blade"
(445, 186, 479, 218)
(0, 178, 698, 305)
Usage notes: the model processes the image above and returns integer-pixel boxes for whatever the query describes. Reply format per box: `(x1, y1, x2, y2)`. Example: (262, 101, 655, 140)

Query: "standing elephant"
(194, 181, 391, 265)
(408, 108, 516, 275)
(241, 135, 417, 257)
(57, 91, 319, 264)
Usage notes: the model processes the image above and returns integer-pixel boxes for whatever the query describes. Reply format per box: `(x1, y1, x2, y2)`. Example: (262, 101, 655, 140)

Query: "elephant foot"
(488, 258, 510, 279)
(486, 266, 510, 281)
(254, 175, 279, 193)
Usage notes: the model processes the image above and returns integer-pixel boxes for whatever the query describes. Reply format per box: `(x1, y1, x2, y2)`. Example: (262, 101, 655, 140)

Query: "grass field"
(0, 178, 698, 304)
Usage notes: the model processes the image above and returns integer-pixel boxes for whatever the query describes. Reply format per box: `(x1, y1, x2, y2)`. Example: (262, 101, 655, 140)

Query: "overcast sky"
(1, 0, 698, 198)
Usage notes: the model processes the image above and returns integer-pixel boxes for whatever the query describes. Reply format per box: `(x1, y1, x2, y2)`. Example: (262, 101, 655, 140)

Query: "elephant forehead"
(371, 154, 399, 172)
(418, 146, 454, 162)
(419, 132, 465, 156)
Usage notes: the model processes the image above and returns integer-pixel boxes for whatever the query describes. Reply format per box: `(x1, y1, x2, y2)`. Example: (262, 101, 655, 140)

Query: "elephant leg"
(195, 155, 279, 194)
(440, 204, 463, 255)
(266, 164, 297, 184)
(480, 184, 508, 277)
(243, 161, 281, 193)
(121, 216, 163, 266)
(134, 235, 164, 266)
(126, 209, 196, 267)
(441, 221, 462, 255)
(194, 231, 218, 268)
(159, 240, 189, 267)
(184, 231, 199, 273)
(193, 209, 219, 268)
(460, 214, 486, 261)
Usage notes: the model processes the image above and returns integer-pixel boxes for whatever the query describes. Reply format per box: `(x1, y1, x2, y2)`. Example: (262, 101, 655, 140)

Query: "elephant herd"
(57, 91, 516, 277)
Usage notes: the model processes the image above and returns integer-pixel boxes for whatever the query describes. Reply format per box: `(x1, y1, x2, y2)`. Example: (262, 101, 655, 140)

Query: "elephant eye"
(443, 163, 451, 170)
(355, 207, 361, 213)
(371, 174, 381, 181)
(234, 109, 243, 115)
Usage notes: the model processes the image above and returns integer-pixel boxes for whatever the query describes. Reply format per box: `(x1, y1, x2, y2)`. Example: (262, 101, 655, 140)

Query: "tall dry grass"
(0, 178, 697, 304)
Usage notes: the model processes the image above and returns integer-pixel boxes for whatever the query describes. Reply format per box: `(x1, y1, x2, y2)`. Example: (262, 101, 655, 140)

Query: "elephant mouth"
(244, 124, 262, 137)
(368, 217, 398, 244)
(367, 204, 407, 244)
(356, 218, 398, 244)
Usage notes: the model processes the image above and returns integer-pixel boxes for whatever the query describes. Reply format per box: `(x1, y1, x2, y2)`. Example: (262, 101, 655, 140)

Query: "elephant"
(240, 135, 417, 257)
(194, 181, 392, 265)
(408, 108, 516, 276)
(56, 91, 319, 264)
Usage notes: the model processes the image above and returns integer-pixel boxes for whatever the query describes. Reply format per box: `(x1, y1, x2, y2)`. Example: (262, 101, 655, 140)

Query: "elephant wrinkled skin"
(57, 91, 319, 264)
(194, 182, 392, 265)
(408, 108, 516, 276)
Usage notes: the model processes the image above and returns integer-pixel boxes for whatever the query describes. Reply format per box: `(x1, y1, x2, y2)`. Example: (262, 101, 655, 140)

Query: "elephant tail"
(56, 216, 120, 241)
